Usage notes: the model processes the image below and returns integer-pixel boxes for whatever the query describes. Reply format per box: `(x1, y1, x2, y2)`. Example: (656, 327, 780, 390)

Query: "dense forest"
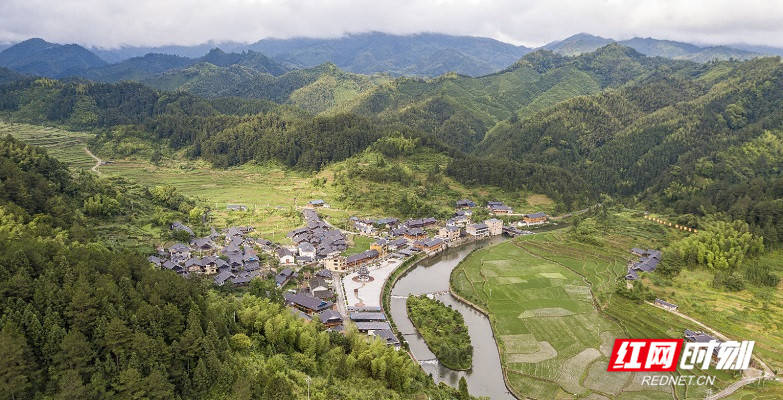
(406, 295, 473, 370)
(1, 45, 782, 245)
(0, 135, 469, 399)
(477, 56, 783, 244)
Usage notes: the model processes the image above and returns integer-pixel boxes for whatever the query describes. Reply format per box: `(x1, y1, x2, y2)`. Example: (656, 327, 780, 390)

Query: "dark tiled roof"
(346, 249, 379, 264)
(526, 212, 547, 218)
(315, 269, 332, 279)
(371, 329, 400, 345)
(214, 270, 234, 285)
(285, 293, 333, 312)
(355, 321, 391, 331)
(319, 310, 342, 324)
(170, 243, 190, 253)
(350, 312, 386, 321)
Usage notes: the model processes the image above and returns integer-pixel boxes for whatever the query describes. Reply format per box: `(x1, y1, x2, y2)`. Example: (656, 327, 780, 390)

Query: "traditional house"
(308, 199, 326, 208)
(387, 238, 408, 252)
(202, 256, 219, 274)
(369, 329, 400, 347)
(323, 255, 347, 272)
(683, 329, 723, 356)
(285, 293, 334, 314)
(405, 218, 438, 229)
(370, 239, 387, 256)
(485, 218, 503, 236)
(488, 202, 512, 215)
(309, 276, 331, 294)
(625, 248, 662, 280)
(523, 212, 548, 225)
(147, 255, 162, 267)
(355, 321, 391, 332)
(414, 237, 445, 254)
(231, 270, 263, 286)
(185, 258, 205, 273)
(447, 214, 470, 227)
(275, 268, 295, 287)
(190, 237, 216, 253)
(170, 221, 194, 237)
(346, 249, 379, 268)
(169, 243, 191, 258)
(213, 270, 234, 286)
(374, 217, 399, 229)
(350, 312, 387, 322)
(315, 269, 333, 281)
(438, 226, 461, 242)
(403, 227, 427, 241)
(277, 248, 296, 265)
(466, 223, 489, 238)
(318, 310, 343, 328)
(298, 242, 317, 259)
(655, 299, 678, 311)
(456, 199, 476, 209)
(351, 217, 376, 235)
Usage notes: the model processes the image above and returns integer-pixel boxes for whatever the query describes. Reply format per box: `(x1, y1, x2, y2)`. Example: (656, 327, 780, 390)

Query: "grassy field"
(343, 235, 374, 256)
(451, 212, 772, 399)
(98, 159, 357, 242)
(643, 250, 783, 373)
(1, 121, 96, 169)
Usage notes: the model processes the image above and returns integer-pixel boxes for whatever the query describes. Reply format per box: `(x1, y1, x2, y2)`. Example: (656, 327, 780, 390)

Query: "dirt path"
(83, 147, 102, 175)
(646, 302, 776, 399)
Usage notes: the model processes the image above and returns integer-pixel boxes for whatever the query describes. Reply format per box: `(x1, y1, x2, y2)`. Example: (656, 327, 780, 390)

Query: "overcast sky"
(1, 0, 782, 48)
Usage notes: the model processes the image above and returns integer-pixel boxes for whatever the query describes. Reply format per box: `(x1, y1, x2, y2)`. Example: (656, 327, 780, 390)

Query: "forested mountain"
(475, 56, 783, 242)
(144, 62, 388, 114)
(245, 32, 531, 76)
(0, 135, 471, 400)
(542, 33, 763, 61)
(351, 44, 697, 151)
(80, 48, 289, 83)
(542, 33, 614, 56)
(0, 38, 107, 78)
(1, 45, 781, 241)
(0, 67, 25, 85)
(80, 53, 196, 82)
(90, 41, 247, 63)
(198, 48, 288, 75)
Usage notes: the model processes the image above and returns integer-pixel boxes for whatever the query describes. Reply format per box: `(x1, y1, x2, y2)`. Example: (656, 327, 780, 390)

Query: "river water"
(388, 237, 516, 400)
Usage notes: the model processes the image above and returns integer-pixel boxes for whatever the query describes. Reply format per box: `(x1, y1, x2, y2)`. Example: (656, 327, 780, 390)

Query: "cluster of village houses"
(149, 198, 551, 347)
(624, 248, 662, 280)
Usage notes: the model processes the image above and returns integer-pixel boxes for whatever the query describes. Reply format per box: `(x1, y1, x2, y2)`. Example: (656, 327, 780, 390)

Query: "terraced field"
(451, 218, 746, 399)
(99, 160, 355, 243)
(0, 121, 95, 169)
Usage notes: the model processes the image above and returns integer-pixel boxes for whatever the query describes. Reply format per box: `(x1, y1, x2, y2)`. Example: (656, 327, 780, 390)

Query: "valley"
(1, 29, 782, 400)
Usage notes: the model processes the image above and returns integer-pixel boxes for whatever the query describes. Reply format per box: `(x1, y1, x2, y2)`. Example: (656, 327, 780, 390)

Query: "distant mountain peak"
(0, 38, 106, 77)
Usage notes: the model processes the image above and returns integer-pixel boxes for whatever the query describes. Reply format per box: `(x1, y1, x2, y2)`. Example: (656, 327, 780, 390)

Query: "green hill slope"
(352, 44, 696, 151)
(144, 62, 389, 114)
(474, 56, 783, 240)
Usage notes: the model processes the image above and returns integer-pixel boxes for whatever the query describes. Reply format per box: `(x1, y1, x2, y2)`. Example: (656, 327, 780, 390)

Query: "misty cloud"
(0, 0, 781, 48)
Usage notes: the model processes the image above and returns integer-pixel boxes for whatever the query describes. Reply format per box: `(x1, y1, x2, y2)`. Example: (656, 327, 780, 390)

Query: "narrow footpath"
(84, 147, 102, 175)
(646, 302, 776, 400)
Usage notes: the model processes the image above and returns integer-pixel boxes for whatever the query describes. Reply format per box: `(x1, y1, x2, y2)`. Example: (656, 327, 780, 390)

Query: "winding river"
(388, 237, 516, 400)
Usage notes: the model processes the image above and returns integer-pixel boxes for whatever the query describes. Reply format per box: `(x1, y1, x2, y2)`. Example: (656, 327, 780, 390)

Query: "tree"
(458, 376, 469, 400)
(0, 323, 33, 400)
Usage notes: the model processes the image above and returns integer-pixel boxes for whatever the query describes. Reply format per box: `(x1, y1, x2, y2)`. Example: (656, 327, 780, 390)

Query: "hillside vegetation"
(0, 135, 471, 400)
(475, 56, 783, 242)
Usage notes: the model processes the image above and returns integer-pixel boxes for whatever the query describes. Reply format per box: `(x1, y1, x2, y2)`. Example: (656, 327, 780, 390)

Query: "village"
(147, 198, 550, 347)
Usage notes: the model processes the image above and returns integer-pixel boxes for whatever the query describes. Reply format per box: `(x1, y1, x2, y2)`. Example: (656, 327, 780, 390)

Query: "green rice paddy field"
(1, 121, 96, 169)
(451, 216, 776, 399)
